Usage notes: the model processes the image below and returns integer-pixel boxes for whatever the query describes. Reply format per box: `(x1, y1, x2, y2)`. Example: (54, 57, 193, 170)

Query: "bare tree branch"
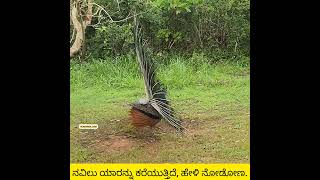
(91, 2, 114, 22)
(115, 0, 121, 11)
(90, 3, 146, 27)
(70, 0, 148, 58)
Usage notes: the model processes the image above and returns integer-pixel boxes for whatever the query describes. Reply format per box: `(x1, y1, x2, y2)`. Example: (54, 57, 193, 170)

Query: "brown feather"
(129, 107, 160, 128)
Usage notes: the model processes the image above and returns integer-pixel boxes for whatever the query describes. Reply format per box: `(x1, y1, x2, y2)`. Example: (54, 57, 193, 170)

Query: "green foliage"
(88, 23, 134, 57)
(152, 0, 201, 15)
(156, 29, 182, 43)
(77, 0, 250, 59)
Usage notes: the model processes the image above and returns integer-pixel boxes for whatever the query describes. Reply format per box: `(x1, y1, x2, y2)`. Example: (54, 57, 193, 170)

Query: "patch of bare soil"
(77, 118, 210, 155)
(78, 124, 162, 154)
(90, 135, 135, 153)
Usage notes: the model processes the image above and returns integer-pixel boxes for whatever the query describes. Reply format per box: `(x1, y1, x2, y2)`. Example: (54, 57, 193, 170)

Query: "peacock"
(129, 17, 183, 131)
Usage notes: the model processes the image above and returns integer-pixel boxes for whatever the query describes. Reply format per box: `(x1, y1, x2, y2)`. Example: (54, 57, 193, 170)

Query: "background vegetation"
(71, 0, 249, 60)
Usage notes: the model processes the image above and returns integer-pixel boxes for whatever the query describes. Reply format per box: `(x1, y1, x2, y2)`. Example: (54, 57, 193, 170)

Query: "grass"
(70, 55, 250, 163)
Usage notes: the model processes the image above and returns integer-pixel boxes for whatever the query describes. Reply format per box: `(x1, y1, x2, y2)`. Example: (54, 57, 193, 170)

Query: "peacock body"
(129, 17, 182, 131)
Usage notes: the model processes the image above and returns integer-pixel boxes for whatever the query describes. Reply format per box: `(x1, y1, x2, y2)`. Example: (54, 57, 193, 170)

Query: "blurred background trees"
(70, 0, 250, 61)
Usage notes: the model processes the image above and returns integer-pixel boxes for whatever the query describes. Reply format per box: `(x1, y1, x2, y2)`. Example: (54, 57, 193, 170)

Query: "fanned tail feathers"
(133, 18, 183, 131)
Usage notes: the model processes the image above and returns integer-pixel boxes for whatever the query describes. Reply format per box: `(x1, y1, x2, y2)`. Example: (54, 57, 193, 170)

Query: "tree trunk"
(70, 0, 93, 58)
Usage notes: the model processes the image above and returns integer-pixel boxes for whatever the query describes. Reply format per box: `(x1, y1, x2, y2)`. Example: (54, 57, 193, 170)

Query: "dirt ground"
(72, 114, 249, 163)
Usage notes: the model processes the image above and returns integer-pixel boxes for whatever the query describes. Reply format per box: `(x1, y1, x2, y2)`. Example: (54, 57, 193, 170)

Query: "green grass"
(70, 55, 250, 163)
